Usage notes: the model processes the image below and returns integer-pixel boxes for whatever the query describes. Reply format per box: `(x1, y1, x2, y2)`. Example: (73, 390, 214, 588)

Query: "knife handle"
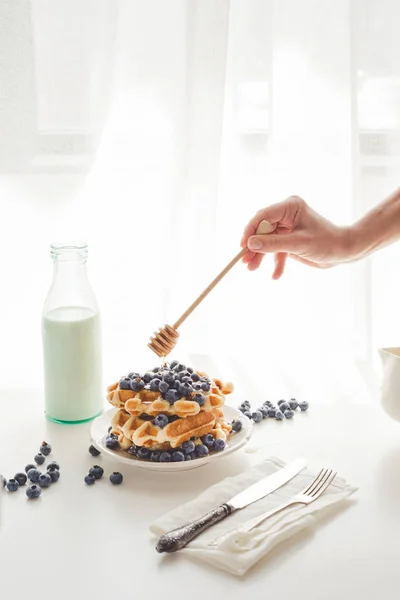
(156, 503, 233, 553)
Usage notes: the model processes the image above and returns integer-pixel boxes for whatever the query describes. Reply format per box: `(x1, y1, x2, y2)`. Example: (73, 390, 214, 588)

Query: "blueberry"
(152, 367, 160, 373)
(47, 461, 60, 472)
(26, 484, 41, 499)
(192, 383, 202, 391)
(213, 439, 226, 452)
(40, 441, 52, 456)
(109, 472, 123, 485)
(263, 400, 273, 407)
(277, 399, 286, 407)
(289, 398, 299, 410)
(149, 378, 161, 391)
(169, 360, 178, 369)
(202, 434, 215, 448)
(231, 420, 243, 432)
(154, 414, 169, 428)
(34, 453, 45, 466)
(137, 447, 151, 460)
(27, 468, 41, 483)
(165, 389, 180, 403)
(191, 373, 200, 382)
(143, 372, 153, 383)
(181, 376, 192, 384)
(171, 451, 185, 462)
(84, 474, 96, 485)
(158, 380, 169, 394)
(163, 373, 175, 385)
(189, 452, 197, 460)
(173, 379, 182, 390)
(299, 401, 309, 412)
(284, 409, 294, 419)
(175, 363, 186, 372)
(109, 432, 118, 439)
(38, 473, 52, 488)
(108, 426, 112, 433)
(105, 436, 119, 450)
(193, 393, 206, 406)
(252, 410, 263, 423)
(130, 378, 145, 392)
(195, 444, 209, 458)
(127, 446, 137, 456)
(89, 444, 101, 457)
(1, 475, 6, 488)
(185, 454, 192, 461)
(89, 465, 104, 480)
(180, 383, 194, 397)
(150, 452, 161, 462)
(279, 402, 290, 412)
(6, 479, 19, 492)
(275, 410, 284, 420)
(14, 472, 27, 486)
(201, 381, 211, 392)
(159, 452, 172, 463)
(238, 406, 247, 414)
(242, 400, 251, 408)
(48, 469, 60, 483)
(259, 407, 269, 419)
(119, 377, 131, 390)
(187, 367, 194, 373)
(267, 407, 277, 418)
(243, 411, 252, 419)
(181, 440, 196, 455)
(178, 370, 190, 381)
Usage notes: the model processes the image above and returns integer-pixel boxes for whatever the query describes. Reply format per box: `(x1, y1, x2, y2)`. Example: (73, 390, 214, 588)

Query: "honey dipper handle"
(173, 220, 275, 330)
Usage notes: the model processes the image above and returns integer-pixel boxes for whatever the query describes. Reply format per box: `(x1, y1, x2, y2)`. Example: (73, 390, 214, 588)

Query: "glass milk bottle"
(42, 243, 103, 423)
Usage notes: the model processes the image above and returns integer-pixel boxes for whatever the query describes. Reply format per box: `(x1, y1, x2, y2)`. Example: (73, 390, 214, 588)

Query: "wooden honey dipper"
(148, 220, 276, 357)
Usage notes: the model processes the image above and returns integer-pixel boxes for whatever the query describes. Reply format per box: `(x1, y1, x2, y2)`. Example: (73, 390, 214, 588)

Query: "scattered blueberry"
(40, 441, 52, 456)
(165, 389, 180, 403)
(181, 440, 196, 455)
(277, 400, 286, 407)
(193, 393, 206, 406)
(48, 470, 60, 483)
(14, 473, 27, 486)
(289, 398, 299, 410)
(158, 380, 169, 394)
(243, 411, 252, 419)
(89, 445, 101, 457)
(195, 444, 209, 458)
(191, 373, 200, 382)
(202, 434, 215, 448)
(119, 377, 131, 390)
(154, 414, 169, 428)
(268, 407, 277, 418)
(26, 484, 41, 499)
(137, 447, 151, 460)
(150, 452, 161, 462)
(238, 406, 247, 414)
(34, 453, 45, 466)
(27, 469, 41, 483)
(110, 472, 123, 485)
(127, 446, 137, 456)
(38, 473, 52, 488)
(105, 436, 119, 450)
(259, 407, 269, 419)
(159, 452, 172, 463)
(6, 479, 19, 492)
(275, 410, 284, 420)
(213, 439, 226, 452)
(130, 378, 145, 392)
(263, 400, 273, 407)
(171, 451, 185, 462)
(47, 461, 60, 472)
(231, 420, 243, 432)
(279, 402, 290, 412)
(84, 474, 96, 485)
(242, 400, 251, 408)
(252, 410, 263, 423)
(89, 465, 104, 480)
(299, 401, 309, 412)
(201, 381, 211, 392)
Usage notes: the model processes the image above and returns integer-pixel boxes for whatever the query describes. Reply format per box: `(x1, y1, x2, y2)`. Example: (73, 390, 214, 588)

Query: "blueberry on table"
(277, 400, 286, 407)
(40, 441, 52, 456)
(195, 444, 209, 458)
(14, 473, 27, 486)
(137, 447, 151, 460)
(182, 440, 196, 454)
(38, 473, 52, 488)
(48, 470, 60, 483)
(263, 400, 273, 407)
(267, 407, 277, 418)
(289, 399, 299, 410)
(275, 410, 284, 421)
(299, 401, 309, 411)
(6, 479, 19, 492)
(171, 451, 185, 462)
(231, 420, 243, 433)
(47, 461, 60, 472)
(34, 453, 45, 466)
(26, 485, 41, 499)
(284, 409, 294, 419)
(27, 469, 41, 483)
(252, 411, 263, 423)
(243, 411, 252, 419)
(89, 466, 104, 480)
(213, 439, 226, 452)
(84, 474, 96, 485)
(105, 436, 119, 450)
(259, 407, 269, 419)
(159, 452, 172, 463)
(279, 402, 290, 412)
(89, 445, 101, 457)
(154, 414, 169, 428)
(109, 472, 123, 485)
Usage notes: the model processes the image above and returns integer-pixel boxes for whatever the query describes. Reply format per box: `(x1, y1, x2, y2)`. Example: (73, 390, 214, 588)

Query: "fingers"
(241, 197, 303, 247)
(246, 252, 264, 271)
(247, 231, 302, 254)
(272, 252, 288, 279)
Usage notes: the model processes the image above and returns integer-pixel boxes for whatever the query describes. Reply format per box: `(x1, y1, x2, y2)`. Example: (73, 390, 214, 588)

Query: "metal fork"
(209, 468, 337, 546)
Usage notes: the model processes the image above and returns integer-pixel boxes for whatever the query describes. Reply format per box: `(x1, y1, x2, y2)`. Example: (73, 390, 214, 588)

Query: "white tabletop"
(1, 390, 400, 599)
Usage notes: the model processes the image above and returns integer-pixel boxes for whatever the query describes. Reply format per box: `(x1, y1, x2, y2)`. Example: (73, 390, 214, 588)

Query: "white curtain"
(0, 0, 399, 406)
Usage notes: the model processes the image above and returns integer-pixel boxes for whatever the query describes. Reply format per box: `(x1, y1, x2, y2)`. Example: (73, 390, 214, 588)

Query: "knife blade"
(155, 457, 306, 553)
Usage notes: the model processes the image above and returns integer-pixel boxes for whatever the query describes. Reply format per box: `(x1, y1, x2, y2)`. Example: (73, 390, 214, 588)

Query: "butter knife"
(155, 457, 306, 553)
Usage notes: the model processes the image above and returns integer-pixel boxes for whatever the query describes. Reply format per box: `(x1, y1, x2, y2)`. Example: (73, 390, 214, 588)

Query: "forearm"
(347, 188, 400, 260)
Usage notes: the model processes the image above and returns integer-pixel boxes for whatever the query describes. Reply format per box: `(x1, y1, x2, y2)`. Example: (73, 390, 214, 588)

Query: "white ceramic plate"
(90, 405, 252, 471)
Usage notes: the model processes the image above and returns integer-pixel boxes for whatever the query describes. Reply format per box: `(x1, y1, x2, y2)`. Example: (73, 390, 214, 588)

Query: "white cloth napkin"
(150, 457, 357, 576)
